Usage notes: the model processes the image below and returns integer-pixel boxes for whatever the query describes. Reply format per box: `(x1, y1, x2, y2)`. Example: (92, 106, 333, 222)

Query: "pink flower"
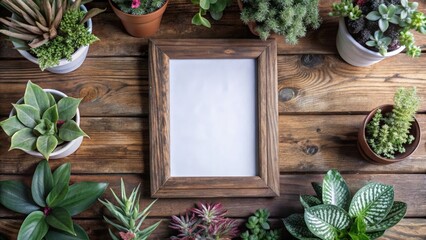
(119, 231, 135, 240)
(131, 0, 141, 8)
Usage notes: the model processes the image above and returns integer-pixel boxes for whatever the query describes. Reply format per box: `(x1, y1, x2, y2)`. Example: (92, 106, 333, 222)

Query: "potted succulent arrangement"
(0, 81, 88, 160)
(240, 209, 281, 240)
(99, 179, 161, 240)
(358, 87, 421, 164)
(191, 0, 232, 28)
(238, 0, 321, 44)
(169, 203, 239, 239)
(109, 0, 168, 37)
(0, 0, 105, 73)
(284, 169, 407, 240)
(330, 0, 426, 66)
(0, 160, 108, 240)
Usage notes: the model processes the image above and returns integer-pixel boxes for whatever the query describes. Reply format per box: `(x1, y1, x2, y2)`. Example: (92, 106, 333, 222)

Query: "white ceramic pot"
(12, 5, 92, 74)
(10, 89, 83, 159)
(336, 18, 404, 67)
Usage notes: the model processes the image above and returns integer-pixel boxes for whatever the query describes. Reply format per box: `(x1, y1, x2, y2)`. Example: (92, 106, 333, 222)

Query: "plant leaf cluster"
(191, 0, 232, 28)
(0, 160, 108, 240)
(99, 179, 161, 240)
(112, 0, 166, 15)
(0, 81, 88, 160)
(284, 169, 407, 240)
(241, 209, 281, 240)
(366, 87, 420, 159)
(240, 0, 321, 44)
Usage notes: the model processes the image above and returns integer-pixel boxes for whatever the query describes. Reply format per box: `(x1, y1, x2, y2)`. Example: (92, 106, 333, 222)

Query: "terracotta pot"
(109, 0, 168, 38)
(357, 104, 421, 164)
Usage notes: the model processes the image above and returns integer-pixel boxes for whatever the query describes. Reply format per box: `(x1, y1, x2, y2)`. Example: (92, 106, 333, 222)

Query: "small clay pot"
(109, 0, 168, 38)
(357, 104, 421, 164)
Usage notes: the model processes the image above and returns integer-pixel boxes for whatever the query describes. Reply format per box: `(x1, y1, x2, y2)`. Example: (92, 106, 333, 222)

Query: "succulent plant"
(0, 81, 88, 160)
(284, 170, 407, 240)
(240, 209, 281, 240)
(99, 179, 161, 240)
(191, 0, 232, 28)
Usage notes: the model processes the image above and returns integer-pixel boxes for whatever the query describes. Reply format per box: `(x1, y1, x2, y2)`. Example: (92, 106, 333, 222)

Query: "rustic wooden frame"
(149, 39, 279, 198)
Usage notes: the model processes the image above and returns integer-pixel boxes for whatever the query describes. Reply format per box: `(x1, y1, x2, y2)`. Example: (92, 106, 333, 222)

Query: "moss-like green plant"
(366, 87, 420, 159)
(240, 0, 321, 44)
(112, 0, 166, 15)
(240, 209, 281, 240)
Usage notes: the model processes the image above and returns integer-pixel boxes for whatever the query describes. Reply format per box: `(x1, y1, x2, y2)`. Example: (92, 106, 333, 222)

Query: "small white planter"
(10, 89, 83, 159)
(336, 18, 404, 67)
(12, 5, 92, 74)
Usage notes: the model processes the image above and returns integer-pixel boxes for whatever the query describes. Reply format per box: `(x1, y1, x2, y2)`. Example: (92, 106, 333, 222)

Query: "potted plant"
(169, 203, 239, 239)
(284, 169, 407, 240)
(99, 179, 161, 240)
(109, 0, 168, 38)
(240, 209, 281, 240)
(238, 0, 321, 44)
(191, 0, 232, 28)
(358, 87, 421, 164)
(330, 0, 426, 66)
(0, 81, 88, 160)
(0, 160, 108, 240)
(0, 0, 105, 73)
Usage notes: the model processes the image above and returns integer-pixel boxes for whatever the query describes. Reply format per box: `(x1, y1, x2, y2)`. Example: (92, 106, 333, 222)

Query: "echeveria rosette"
(0, 160, 108, 240)
(283, 169, 407, 240)
(0, 81, 88, 160)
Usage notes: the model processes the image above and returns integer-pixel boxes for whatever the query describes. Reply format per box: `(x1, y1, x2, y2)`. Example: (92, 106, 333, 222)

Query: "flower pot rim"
(9, 88, 82, 159)
(108, 0, 169, 18)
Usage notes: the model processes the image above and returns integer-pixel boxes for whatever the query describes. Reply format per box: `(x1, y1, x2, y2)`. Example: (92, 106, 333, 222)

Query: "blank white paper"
(169, 59, 258, 177)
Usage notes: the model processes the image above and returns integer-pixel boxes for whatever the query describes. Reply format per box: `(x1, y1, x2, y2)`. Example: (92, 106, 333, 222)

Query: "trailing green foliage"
(0, 160, 108, 240)
(191, 0, 232, 28)
(0, 81, 88, 160)
(240, 209, 281, 240)
(366, 87, 420, 159)
(283, 169, 407, 240)
(99, 179, 161, 240)
(240, 0, 321, 44)
(112, 0, 166, 15)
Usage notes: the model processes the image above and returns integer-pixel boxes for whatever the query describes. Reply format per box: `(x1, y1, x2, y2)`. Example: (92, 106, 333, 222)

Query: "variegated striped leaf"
(366, 230, 385, 239)
(311, 182, 323, 200)
(322, 169, 351, 210)
(349, 183, 394, 226)
(367, 201, 407, 232)
(300, 195, 322, 209)
(304, 204, 350, 240)
(283, 214, 320, 240)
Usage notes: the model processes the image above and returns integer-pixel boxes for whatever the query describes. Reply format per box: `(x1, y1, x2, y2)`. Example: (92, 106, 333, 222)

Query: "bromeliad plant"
(0, 81, 88, 160)
(170, 203, 239, 239)
(99, 179, 161, 240)
(0, 160, 108, 240)
(111, 0, 166, 15)
(240, 209, 281, 240)
(330, 0, 426, 57)
(283, 170, 407, 240)
(191, 0, 232, 28)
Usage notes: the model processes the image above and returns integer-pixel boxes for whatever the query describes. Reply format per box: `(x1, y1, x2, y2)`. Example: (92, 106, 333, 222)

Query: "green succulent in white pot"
(0, 81, 88, 160)
(284, 169, 407, 240)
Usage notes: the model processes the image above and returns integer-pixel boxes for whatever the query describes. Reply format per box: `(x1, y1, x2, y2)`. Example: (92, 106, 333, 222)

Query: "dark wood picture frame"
(149, 39, 279, 198)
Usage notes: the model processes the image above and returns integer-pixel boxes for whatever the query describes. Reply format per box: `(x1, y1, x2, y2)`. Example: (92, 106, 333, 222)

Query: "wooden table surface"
(1, 0, 426, 239)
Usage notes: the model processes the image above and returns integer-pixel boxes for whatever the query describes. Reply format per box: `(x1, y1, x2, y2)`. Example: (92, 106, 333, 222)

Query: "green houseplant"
(284, 169, 407, 240)
(0, 0, 105, 73)
(239, 0, 321, 44)
(358, 87, 421, 164)
(0, 160, 108, 240)
(240, 209, 281, 240)
(0, 81, 88, 160)
(99, 179, 161, 240)
(191, 0, 232, 28)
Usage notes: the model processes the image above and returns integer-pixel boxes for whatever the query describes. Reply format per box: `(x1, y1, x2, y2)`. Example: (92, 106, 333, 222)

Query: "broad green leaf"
(311, 182, 323, 200)
(31, 160, 53, 207)
(45, 207, 75, 236)
(34, 119, 55, 136)
(305, 204, 350, 240)
(300, 195, 322, 208)
(379, 19, 389, 32)
(349, 183, 394, 226)
(47, 92, 56, 107)
(46, 183, 68, 208)
(367, 201, 407, 232)
(52, 162, 71, 186)
(322, 169, 350, 210)
(10, 128, 37, 152)
(13, 104, 40, 128)
(36, 135, 58, 160)
(366, 231, 385, 239)
(209, 10, 223, 20)
(58, 182, 108, 216)
(200, 0, 210, 10)
(42, 105, 59, 124)
(24, 81, 50, 115)
(17, 211, 48, 240)
(0, 116, 26, 136)
(283, 214, 320, 240)
(58, 120, 87, 142)
(366, 11, 381, 21)
(192, 13, 211, 28)
(45, 223, 89, 240)
(209, 0, 227, 12)
(57, 97, 81, 121)
(0, 180, 39, 214)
